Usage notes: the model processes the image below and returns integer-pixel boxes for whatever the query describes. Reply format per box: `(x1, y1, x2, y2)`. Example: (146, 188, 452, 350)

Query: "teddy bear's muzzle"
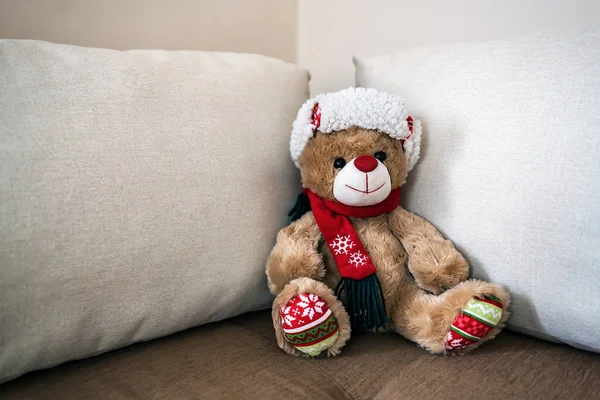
(333, 155, 392, 207)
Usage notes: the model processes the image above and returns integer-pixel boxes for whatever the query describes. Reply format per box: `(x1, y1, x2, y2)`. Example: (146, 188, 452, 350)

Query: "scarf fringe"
(335, 274, 388, 332)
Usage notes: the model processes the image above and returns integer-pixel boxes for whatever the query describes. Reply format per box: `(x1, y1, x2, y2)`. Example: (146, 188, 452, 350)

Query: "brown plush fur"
(266, 127, 510, 356)
(266, 214, 325, 294)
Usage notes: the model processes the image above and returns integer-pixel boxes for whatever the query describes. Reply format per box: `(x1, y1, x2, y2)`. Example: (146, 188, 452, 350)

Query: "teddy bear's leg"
(273, 277, 351, 357)
(393, 280, 510, 354)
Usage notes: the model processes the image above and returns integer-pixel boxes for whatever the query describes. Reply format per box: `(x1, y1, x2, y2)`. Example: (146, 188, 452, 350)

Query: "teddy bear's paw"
(444, 295, 504, 351)
(408, 250, 469, 295)
(280, 293, 340, 356)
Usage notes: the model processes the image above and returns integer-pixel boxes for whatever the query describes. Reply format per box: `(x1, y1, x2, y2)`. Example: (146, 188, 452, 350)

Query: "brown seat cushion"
(1, 310, 599, 399)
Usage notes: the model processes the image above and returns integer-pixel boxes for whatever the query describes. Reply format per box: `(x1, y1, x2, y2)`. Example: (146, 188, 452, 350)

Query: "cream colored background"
(298, 0, 600, 93)
(0, 0, 297, 62)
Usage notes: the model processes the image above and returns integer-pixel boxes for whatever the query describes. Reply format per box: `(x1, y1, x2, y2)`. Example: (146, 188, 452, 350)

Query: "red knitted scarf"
(305, 188, 399, 331)
(305, 188, 400, 281)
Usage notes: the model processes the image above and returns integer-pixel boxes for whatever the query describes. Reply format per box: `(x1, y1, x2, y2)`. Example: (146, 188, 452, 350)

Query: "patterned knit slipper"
(445, 295, 503, 351)
(280, 293, 339, 356)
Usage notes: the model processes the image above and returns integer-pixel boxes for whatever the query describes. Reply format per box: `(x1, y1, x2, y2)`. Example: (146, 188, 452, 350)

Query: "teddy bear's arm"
(388, 207, 469, 294)
(265, 211, 326, 295)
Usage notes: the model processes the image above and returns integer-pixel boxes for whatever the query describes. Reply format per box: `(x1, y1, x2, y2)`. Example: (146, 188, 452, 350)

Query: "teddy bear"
(266, 87, 510, 357)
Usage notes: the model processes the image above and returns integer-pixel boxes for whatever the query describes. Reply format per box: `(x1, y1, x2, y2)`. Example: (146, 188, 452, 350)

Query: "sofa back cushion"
(0, 39, 308, 382)
(355, 28, 600, 352)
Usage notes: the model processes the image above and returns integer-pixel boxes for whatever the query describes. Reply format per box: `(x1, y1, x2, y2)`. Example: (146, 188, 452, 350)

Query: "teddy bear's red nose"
(354, 155, 379, 173)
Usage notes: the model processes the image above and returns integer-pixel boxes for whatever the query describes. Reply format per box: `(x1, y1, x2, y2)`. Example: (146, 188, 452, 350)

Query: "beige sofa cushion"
(355, 28, 600, 352)
(0, 39, 308, 382)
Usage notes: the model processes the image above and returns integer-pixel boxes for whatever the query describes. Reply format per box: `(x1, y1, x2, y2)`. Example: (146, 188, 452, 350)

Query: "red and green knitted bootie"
(280, 293, 339, 356)
(445, 295, 503, 351)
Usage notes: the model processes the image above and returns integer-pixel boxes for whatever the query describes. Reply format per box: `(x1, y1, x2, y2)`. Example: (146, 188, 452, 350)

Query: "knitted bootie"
(280, 293, 340, 356)
(445, 295, 504, 351)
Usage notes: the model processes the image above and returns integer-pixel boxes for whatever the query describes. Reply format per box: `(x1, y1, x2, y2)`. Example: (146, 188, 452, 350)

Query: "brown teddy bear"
(266, 88, 509, 357)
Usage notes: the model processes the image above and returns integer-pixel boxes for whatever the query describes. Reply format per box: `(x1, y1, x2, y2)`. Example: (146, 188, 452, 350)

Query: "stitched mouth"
(345, 182, 385, 194)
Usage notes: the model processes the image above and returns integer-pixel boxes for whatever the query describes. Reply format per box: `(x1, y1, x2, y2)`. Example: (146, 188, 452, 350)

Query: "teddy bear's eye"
(333, 158, 346, 169)
(374, 151, 387, 162)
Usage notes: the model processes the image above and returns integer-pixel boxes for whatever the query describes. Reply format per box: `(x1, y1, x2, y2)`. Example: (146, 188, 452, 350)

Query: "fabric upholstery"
(354, 28, 600, 352)
(1, 311, 599, 399)
(0, 39, 308, 383)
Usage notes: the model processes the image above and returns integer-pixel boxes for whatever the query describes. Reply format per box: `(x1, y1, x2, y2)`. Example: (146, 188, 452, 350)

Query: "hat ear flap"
(290, 97, 320, 168)
(403, 119, 422, 173)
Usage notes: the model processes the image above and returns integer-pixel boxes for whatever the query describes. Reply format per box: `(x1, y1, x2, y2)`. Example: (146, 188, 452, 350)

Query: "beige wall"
(1, 1, 598, 88)
(0, 0, 297, 63)
(298, 0, 600, 94)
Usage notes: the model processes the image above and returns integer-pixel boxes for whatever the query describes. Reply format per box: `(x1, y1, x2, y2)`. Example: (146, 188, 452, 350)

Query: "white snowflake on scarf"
(330, 234, 355, 255)
(349, 251, 368, 268)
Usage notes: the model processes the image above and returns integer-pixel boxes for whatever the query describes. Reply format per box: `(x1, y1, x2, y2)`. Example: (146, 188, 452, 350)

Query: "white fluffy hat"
(290, 87, 422, 172)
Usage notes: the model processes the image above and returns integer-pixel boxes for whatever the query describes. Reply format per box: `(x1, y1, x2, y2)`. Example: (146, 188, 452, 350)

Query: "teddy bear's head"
(290, 88, 422, 207)
(299, 127, 406, 205)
